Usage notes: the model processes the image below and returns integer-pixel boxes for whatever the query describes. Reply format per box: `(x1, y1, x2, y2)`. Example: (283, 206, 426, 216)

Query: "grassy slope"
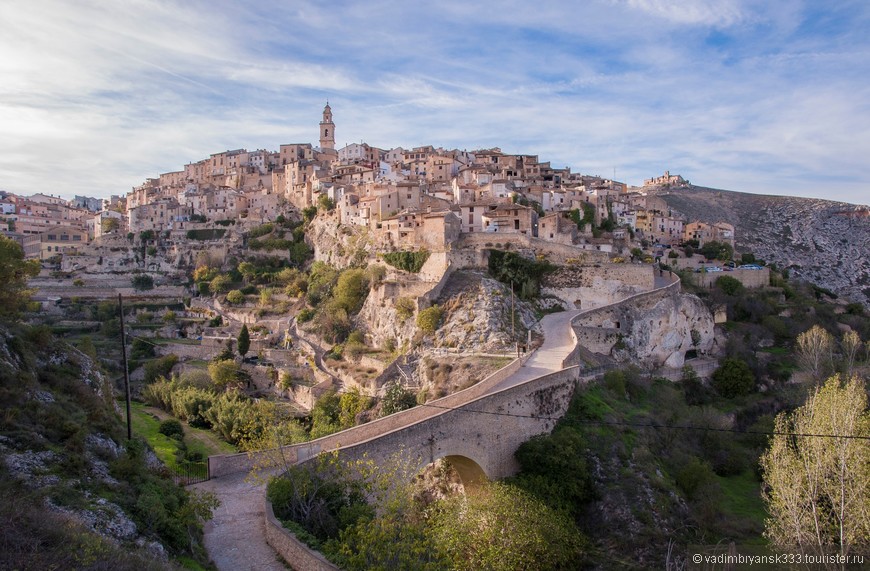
(130, 402, 236, 470)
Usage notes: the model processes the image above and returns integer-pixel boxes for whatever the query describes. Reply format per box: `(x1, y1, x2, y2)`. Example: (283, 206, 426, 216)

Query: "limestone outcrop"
(572, 290, 714, 369)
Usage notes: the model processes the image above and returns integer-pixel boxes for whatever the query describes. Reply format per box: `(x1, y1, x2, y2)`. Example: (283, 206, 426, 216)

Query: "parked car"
(739, 264, 764, 270)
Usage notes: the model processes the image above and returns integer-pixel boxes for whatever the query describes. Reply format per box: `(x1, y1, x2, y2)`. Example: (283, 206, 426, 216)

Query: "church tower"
(319, 102, 335, 151)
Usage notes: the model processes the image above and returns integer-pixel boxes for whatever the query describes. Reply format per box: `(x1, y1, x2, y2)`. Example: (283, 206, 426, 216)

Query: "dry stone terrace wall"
(691, 267, 770, 289)
(454, 233, 614, 266)
(542, 264, 655, 309)
(265, 499, 339, 571)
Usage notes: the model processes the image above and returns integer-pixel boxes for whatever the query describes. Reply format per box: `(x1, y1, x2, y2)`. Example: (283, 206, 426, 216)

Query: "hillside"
(0, 323, 214, 570)
(652, 186, 870, 304)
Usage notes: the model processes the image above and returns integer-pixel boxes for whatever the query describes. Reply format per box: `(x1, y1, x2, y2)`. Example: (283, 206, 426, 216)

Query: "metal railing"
(172, 461, 209, 486)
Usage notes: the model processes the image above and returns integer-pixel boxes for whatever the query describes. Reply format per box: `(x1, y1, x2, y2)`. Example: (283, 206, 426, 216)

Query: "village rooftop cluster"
(0, 104, 735, 261)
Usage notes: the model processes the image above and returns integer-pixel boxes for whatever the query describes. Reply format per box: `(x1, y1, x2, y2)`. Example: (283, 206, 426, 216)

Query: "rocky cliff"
(652, 186, 870, 305)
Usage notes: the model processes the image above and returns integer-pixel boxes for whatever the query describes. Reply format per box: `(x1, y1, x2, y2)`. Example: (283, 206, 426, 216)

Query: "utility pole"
(511, 280, 515, 337)
(511, 281, 518, 358)
(118, 294, 132, 440)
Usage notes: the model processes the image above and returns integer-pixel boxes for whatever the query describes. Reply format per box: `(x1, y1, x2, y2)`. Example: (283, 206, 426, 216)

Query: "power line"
(119, 334, 870, 442)
(324, 384, 870, 442)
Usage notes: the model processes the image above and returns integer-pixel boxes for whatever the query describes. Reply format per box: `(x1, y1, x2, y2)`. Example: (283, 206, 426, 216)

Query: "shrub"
(711, 357, 755, 398)
(380, 250, 430, 273)
(487, 249, 553, 300)
(416, 305, 443, 334)
(186, 229, 225, 241)
(297, 308, 314, 323)
(226, 290, 244, 304)
(700, 240, 733, 261)
(209, 274, 232, 294)
(143, 354, 179, 384)
(380, 380, 417, 416)
(715, 275, 744, 296)
(248, 223, 274, 239)
(131, 274, 154, 291)
(675, 456, 716, 500)
(394, 297, 415, 321)
(158, 419, 184, 439)
(333, 269, 369, 314)
(208, 359, 241, 389)
(248, 237, 294, 251)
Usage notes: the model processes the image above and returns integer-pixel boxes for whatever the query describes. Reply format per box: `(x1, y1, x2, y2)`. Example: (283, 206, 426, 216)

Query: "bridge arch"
(440, 454, 487, 488)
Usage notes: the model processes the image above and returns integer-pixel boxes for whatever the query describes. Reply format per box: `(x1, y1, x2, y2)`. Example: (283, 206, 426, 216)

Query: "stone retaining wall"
(568, 271, 682, 360)
(455, 233, 614, 265)
(691, 267, 770, 289)
(264, 500, 339, 571)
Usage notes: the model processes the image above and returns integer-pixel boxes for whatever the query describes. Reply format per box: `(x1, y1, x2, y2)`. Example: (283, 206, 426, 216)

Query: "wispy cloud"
(0, 0, 867, 205)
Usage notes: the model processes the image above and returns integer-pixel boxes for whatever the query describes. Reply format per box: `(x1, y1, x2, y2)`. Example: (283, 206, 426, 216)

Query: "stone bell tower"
(319, 102, 335, 151)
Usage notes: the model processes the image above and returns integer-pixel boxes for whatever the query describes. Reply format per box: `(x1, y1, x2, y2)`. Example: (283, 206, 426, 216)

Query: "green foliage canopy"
(416, 305, 443, 334)
(711, 357, 755, 398)
(700, 240, 734, 261)
(237, 324, 250, 357)
(380, 250, 431, 273)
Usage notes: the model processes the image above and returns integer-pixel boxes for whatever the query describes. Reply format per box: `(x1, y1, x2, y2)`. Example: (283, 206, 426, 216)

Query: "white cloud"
(619, 0, 747, 27)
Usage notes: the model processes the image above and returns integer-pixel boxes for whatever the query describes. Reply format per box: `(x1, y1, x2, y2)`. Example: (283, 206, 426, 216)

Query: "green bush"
(143, 354, 179, 384)
(675, 456, 715, 500)
(131, 274, 154, 291)
(700, 240, 733, 261)
(226, 290, 244, 304)
(394, 297, 415, 320)
(297, 308, 314, 323)
(711, 357, 755, 398)
(209, 274, 232, 294)
(380, 380, 416, 416)
(158, 419, 184, 439)
(333, 269, 369, 314)
(416, 305, 443, 334)
(248, 223, 274, 239)
(715, 275, 744, 296)
(186, 229, 226, 241)
(249, 237, 294, 251)
(487, 249, 553, 300)
(380, 250, 430, 273)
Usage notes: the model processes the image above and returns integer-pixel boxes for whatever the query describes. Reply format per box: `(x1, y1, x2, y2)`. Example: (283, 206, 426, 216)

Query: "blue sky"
(1, 0, 868, 205)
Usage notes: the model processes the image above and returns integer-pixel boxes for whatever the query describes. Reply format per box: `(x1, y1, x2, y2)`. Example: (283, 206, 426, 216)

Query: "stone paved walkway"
(193, 470, 287, 571)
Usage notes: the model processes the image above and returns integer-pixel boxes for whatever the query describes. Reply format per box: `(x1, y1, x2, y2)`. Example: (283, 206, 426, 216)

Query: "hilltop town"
(1, 104, 734, 268)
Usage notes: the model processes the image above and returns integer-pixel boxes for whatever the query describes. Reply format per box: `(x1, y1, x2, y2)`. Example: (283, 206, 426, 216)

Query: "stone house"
(24, 225, 88, 260)
(538, 212, 577, 244)
(481, 204, 537, 235)
(683, 221, 735, 247)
